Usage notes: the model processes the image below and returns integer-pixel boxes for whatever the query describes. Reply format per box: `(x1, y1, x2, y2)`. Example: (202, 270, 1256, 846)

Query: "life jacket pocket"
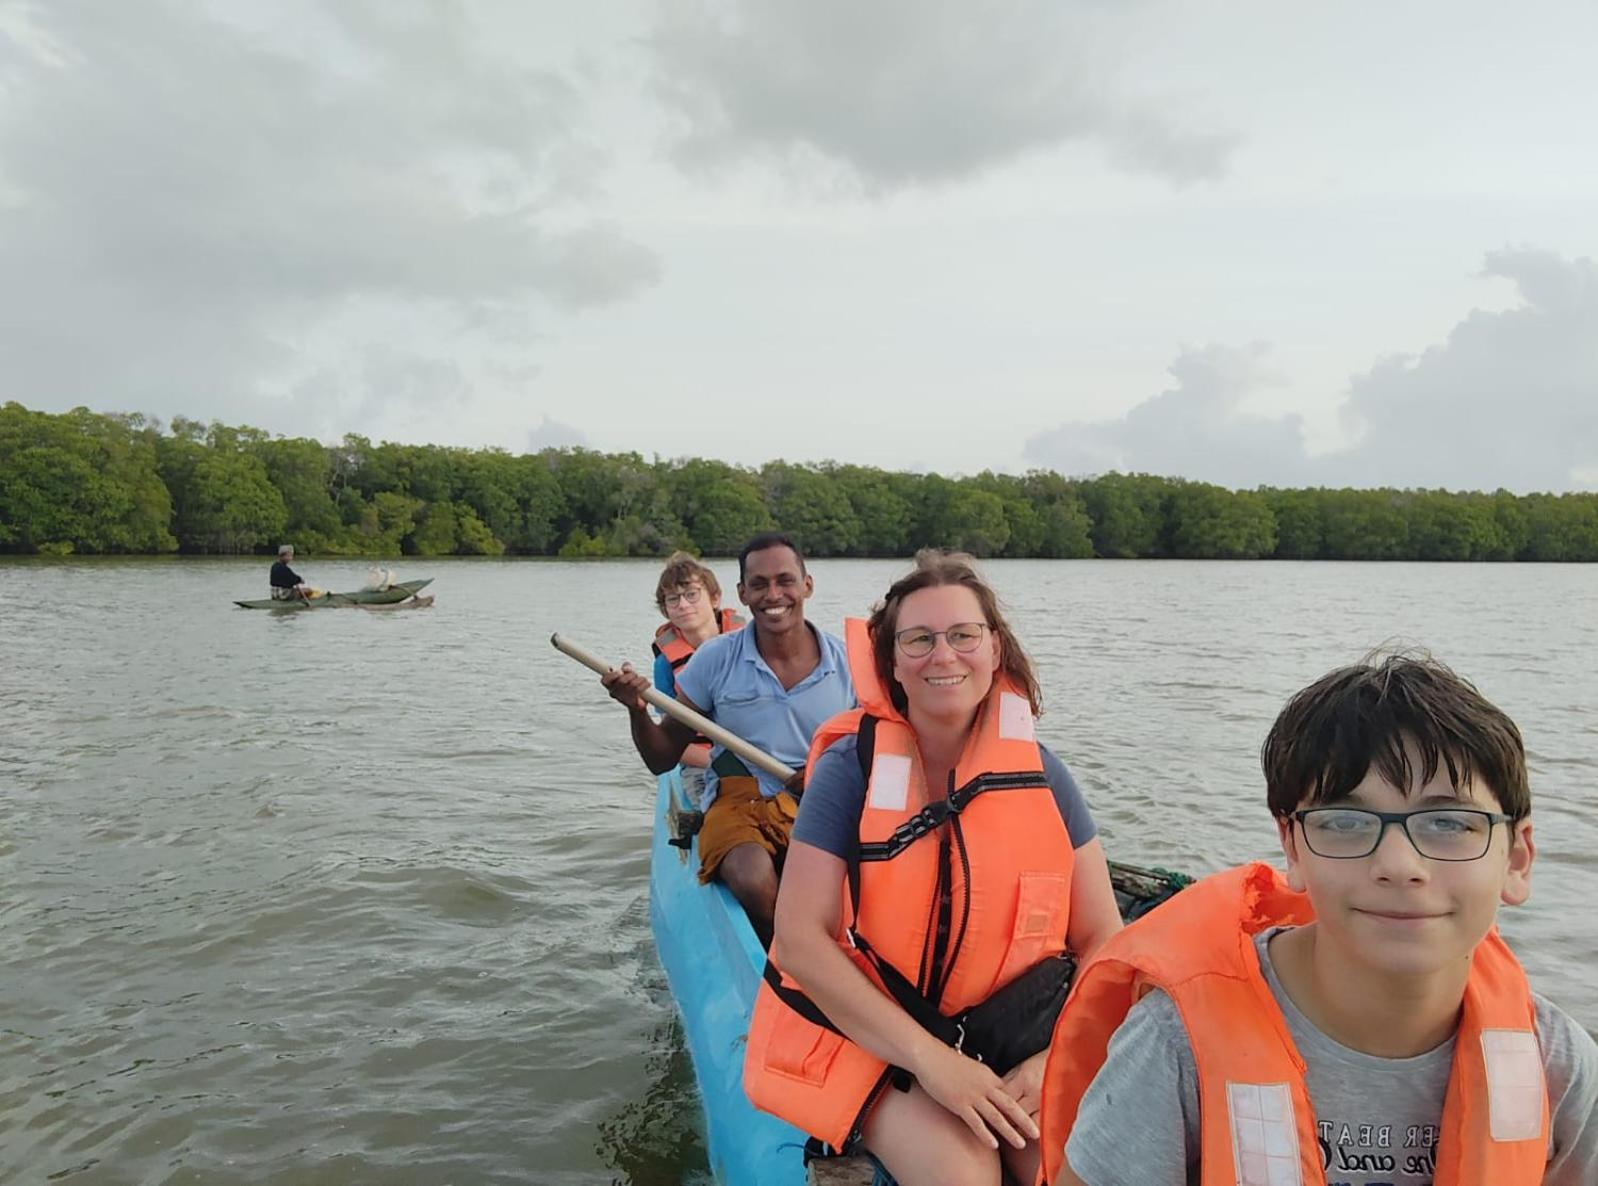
(760, 1010, 846, 1086)
(991, 870, 1070, 992)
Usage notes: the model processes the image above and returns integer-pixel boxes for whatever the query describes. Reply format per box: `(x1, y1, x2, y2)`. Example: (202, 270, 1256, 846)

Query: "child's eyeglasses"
(663, 586, 704, 608)
(1292, 807, 1512, 861)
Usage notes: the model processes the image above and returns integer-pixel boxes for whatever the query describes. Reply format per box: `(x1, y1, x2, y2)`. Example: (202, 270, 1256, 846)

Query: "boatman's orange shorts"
(697, 775, 797, 884)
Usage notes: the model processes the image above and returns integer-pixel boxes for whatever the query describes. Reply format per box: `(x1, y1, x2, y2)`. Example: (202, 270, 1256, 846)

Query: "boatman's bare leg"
(717, 842, 779, 948)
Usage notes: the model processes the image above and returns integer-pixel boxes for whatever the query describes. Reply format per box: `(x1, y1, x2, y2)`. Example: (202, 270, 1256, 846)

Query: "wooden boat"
(233, 578, 433, 610)
(647, 768, 1191, 1186)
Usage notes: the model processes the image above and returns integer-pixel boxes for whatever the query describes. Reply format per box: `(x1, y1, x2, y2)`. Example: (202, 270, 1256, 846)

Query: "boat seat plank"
(806, 1156, 879, 1186)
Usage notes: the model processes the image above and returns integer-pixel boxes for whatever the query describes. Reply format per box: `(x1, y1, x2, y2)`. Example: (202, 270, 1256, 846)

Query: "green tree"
(253, 436, 349, 552)
(356, 491, 421, 556)
(942, 489, 1012, 557)
(176, 450, 288, 553)
(763, 463, 862, 556)
(0, 404, 175, 553)
(1488, 490, 1529, 561)
(1404, 492, 1503, 561)
(1521, 494, 1598, 561)
(1319, 489, 1409, 560)
(1079, 473, 1166, 558)
(1167, 484, 1277, 559)
(689, 479, 774, 555)
(832, 465, 913, 555)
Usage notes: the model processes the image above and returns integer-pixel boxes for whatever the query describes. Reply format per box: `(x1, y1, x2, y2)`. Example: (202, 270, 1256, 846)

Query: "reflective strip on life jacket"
(652, 609, 744, 749)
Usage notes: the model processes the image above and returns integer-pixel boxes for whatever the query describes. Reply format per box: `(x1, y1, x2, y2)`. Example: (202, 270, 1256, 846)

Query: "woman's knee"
(862, 1088, 1002, 1186)
(912, 1144, 1003, 1186)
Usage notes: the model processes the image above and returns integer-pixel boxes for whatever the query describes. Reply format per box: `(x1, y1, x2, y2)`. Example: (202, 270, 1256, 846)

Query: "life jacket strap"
(856, 770, 1048, 862)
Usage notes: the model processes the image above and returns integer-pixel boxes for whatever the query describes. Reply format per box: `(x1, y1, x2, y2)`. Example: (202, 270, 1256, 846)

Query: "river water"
(1, 557, 1593, 1185)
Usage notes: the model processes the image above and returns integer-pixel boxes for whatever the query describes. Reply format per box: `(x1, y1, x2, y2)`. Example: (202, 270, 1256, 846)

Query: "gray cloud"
(1337, 248, 1598, 491)
(1023, 248, 1598, 493)
(1024, 343, 1312, 487)
(528, 415, 589, 451)
(648, 0, 1238, 189)
(0, 2, 659, 428)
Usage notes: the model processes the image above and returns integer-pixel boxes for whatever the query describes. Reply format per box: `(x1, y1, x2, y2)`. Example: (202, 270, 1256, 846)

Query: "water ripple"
(1, 557, 1593, 1184)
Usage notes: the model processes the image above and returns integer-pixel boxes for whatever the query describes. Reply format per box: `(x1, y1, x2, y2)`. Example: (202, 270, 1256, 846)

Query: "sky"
(2, 0, 1595, 492)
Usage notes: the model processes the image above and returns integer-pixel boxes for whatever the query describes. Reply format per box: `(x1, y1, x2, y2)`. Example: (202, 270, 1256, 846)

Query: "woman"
(744, 550, 1123, 1186)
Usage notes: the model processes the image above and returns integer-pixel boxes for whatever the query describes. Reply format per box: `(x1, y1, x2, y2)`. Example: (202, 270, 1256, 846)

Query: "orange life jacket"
(1037, 862, 1550, 1186)
(743, 618, 1075, 1152)
(653, 608, 744, 751)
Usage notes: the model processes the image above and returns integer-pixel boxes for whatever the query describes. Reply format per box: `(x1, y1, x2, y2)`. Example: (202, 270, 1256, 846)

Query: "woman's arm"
(1064, 838, 1123, 962)
(1038, 748, 1124, 961)
(776, 840, 1038, 1149)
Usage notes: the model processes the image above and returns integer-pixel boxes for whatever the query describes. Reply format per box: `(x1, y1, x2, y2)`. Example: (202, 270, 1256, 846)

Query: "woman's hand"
(911, 1042, 1039, 1150)
(1000, 1050, 1049, 1120)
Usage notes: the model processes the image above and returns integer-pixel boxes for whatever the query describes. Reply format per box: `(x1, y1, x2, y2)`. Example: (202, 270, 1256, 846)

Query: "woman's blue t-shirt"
(792, 733, 1098, 860)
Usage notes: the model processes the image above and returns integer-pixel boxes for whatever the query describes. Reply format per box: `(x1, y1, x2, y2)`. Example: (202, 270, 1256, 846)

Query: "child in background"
(650, 552, 743, 794)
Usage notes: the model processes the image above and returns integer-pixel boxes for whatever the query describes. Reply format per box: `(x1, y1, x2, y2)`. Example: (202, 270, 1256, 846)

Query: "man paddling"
(603, 533, 855, 946)
(269, 544, 311, 601)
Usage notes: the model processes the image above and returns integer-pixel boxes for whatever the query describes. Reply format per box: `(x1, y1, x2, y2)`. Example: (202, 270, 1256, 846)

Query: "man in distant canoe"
(269, 544, 311, 601)
(603, 533, 855, 947)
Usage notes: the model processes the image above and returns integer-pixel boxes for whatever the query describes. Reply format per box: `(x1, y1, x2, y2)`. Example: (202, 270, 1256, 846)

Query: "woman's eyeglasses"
(894, 623, 989, 658)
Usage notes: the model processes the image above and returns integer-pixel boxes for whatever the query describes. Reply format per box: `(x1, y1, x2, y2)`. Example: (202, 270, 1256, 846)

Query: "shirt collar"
(739, 619, 834, 673)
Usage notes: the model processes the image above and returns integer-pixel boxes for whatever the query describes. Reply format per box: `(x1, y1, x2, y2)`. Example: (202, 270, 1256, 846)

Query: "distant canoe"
(233, 578, 433, 610)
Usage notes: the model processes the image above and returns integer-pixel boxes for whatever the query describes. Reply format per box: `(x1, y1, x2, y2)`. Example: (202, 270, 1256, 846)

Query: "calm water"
(2, 557, 1594, 1185)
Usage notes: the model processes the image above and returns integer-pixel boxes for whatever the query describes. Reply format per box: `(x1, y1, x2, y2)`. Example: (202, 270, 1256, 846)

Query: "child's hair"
(1261, 650, 1529, 820)
(653, 551, 721, 614)
(866, 548, 1042, 718)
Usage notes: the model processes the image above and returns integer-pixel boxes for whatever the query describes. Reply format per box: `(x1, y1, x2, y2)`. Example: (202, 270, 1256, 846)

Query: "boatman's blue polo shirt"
(674, 622, 855, 811)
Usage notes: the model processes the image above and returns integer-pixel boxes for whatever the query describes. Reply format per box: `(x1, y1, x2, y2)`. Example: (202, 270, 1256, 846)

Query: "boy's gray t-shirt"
(1064, 927, 1598, 1186)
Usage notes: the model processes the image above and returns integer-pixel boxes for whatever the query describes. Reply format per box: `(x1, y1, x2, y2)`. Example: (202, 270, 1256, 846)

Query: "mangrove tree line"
(2, 403, 1596, 561)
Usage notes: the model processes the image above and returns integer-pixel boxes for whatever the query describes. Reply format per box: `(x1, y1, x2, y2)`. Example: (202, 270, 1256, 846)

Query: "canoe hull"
(649, 770, 808, 1186)
(234, 578, 433, 610)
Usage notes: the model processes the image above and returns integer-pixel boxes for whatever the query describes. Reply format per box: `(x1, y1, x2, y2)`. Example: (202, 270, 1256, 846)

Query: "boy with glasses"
(1038, 653, 1597, 1186)
(650, 552, 744, 784)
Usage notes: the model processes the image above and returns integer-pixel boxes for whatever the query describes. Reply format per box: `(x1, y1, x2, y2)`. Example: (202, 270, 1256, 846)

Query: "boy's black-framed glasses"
(663, 585, 704, 608)
(1291, 807, 1512, 862)
(894, 622, 989, 658)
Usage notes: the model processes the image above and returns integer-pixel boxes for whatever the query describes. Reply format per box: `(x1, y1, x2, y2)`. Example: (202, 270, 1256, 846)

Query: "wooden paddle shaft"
(550, 632, 798, 783)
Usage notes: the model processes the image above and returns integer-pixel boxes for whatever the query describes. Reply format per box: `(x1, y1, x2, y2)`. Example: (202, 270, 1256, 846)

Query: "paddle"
(550, 632, 798, 783)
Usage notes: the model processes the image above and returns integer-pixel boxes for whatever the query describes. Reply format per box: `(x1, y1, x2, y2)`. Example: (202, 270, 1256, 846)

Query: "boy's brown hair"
(1261, 651, 1530, 820)
(653, 551, 721, 614)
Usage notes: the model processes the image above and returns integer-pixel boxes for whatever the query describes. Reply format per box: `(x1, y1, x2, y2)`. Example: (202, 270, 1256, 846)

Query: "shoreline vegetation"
(3, 402, 1596, 562)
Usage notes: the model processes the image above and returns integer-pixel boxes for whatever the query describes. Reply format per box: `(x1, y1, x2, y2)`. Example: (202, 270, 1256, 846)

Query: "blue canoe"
(648, 768, 813, 1185)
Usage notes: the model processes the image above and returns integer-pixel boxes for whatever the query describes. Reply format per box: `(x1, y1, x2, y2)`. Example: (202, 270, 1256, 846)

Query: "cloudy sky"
(3, 0, 1595, 491)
